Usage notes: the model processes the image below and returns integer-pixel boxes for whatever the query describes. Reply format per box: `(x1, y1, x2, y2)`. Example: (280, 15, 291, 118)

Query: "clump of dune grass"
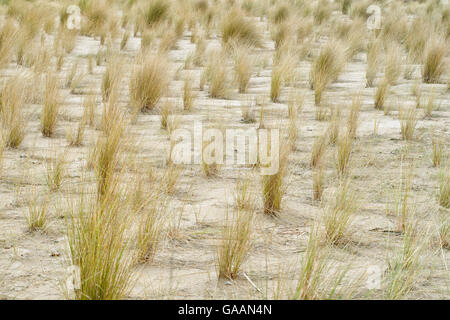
(0, 76, 27, 148)
(412, 81, 422, 107)
(102, 56, 123, 102)
(271, 21, 291, 50)
(374, 81, 389, 110)
(406, 18, 429, 63)
(83, 94, 96, 128)
(292, 225, 325, 299)
(336, 132, 353, 177)
(384, 43, 402, 85)
(422, 38, 446, 84)
(217, 209, 253, 280)
(235, 176, 256, 211)
(366, 39, 381, 87)
(271, 4, 289, 24)
(202, 50, 229, 99)
(221, 8, 262, 48)
(310, 41, 346, 105)
(232, 44, 254, 93)
(262, 145, 289, 216)
(288, 91, 304, 119)
(292, 225, 359, 300)
(166, 114, 181, 136)
(162, 163, 182, 195)
(66, 119, 86, 147)
(130, 54, 169, 113)
(380, 9, 408, 45)
(347, 95, 361, 139)
(192, 37, 206, 67)
(323, 179, 357, 245)
(313, 166, 325, 202)
(159, 99, 173, 130)
(46, 152, 65, 191)
(41, 74, 60, 137)
(424, 91, 439, 118)
(388, 164, 414, 233)
(431, 137, 444, 168)
(270, 64, 283, 103)
(315, 104, 329, 121)
(399, 105, 419, 141)
(17, 27, 31, 67)
(183, 73, 195, 111)
(311, 131, 328, 169)
(0, 18, 18, 68)
(384, 217, 424, 299)
(313, 0, 332, 25)
(136, 196, 167, 264)
(241, 104, 256, 124)
(142, 0, 170, 28)
(66, 188, 136, 300)
(94, 118, 124, 199)
(65, 60, 80, 89)
(81, 0, 111, 37)
(438, 169, 450, 208)
(328, 107, 341, 145)
(60, 29, 77, 54)
(158, 30, 178, 53)
(287, 115, 299, 149)
(270, 52, 296, 102)
(26, 190, 49, 232)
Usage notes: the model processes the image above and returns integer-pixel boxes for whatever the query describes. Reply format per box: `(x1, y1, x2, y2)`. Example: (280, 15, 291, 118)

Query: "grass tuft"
(422, 38, 446, 84)
(130, 54, 169, 113)
(221, 8, 262, 48)
(310, 41, 346, 105)
(323, 179, 357, 245)
(217, 209, 253, 280)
